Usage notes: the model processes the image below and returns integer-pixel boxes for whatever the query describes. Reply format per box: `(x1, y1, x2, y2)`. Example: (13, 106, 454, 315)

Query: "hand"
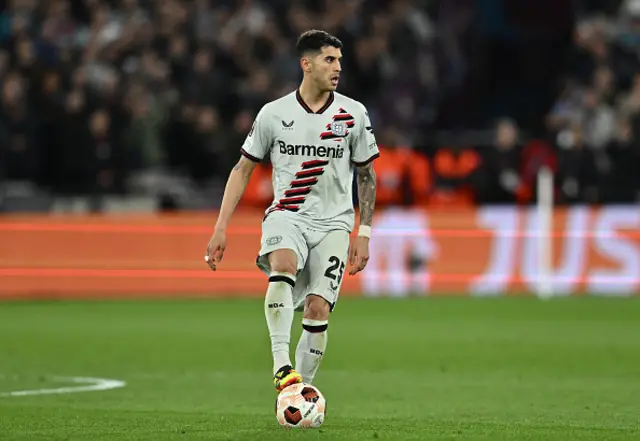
(348, 236, 370, 275)
(205, 228, 226, 271)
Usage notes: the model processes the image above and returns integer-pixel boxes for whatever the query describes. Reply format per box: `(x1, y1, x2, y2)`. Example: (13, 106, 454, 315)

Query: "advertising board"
(0, 207, 637, 298)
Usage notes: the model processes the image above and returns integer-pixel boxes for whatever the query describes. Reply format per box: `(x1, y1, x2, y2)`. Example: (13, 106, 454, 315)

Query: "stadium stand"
(0, 0, 638, 212)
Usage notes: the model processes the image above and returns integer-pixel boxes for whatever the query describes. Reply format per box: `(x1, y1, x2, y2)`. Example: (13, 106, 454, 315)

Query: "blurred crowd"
(0, 0, 639, 211)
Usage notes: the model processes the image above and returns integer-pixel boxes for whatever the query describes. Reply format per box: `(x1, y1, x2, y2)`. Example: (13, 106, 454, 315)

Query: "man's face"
(496, 122, 517, 150)
(307, 46, 342, 92)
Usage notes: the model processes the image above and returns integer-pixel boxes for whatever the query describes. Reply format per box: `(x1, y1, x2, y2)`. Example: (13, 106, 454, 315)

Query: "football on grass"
(275, 383, 326, 428)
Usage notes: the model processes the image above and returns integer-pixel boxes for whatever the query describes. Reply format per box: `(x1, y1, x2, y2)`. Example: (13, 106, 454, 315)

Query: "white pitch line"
(0, 376, 126, 397)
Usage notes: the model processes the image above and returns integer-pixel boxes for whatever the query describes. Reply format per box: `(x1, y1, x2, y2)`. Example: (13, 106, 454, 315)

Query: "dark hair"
(296, 30, 343, 57)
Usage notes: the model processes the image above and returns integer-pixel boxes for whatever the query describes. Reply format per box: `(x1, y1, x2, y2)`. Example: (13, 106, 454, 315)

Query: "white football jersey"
(241, 90, 380, 232)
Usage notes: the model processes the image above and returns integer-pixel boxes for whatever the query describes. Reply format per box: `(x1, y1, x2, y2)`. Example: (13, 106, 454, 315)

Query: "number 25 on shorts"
(324, 256, 345, 291)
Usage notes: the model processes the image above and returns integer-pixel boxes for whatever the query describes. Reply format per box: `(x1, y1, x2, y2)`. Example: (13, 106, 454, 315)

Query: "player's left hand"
(348, 236, 370, 275)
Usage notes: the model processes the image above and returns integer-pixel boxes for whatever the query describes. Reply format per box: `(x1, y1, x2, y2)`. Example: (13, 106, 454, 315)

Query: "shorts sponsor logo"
(266, 235, 282, 246)
(267, 302, 285, 308)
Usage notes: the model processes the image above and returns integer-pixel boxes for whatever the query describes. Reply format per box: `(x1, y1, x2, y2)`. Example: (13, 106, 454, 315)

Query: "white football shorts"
(256, 211, 350, 312)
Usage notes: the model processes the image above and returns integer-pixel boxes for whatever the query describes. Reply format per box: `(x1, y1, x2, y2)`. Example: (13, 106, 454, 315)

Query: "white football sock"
(264, 272, 296, 375)
(295, 318, 328, 384)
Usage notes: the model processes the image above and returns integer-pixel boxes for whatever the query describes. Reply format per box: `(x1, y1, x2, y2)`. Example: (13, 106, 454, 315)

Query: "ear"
(300, 56, 312, 73)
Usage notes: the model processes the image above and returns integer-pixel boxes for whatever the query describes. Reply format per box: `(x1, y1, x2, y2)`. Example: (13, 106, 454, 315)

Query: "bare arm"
(356, 162, 377, 227)
(214, 156, 259, 231)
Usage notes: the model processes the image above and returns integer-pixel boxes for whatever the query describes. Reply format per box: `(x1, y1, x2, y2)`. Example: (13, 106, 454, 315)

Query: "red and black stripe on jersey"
(265, 159, 329, 216)
(320, 108, 355, 141)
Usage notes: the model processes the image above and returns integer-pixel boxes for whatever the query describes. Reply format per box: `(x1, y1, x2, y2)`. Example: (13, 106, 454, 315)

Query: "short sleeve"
(350, 103, 380, 166)
(241, 106, 272, 162)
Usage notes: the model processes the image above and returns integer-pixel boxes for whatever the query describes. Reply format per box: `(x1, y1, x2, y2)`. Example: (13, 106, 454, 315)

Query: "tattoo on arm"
(356, 163, 377, 226)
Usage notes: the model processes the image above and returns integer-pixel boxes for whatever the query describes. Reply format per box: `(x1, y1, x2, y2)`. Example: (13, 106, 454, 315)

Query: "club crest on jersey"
(321, 108, 355, 140)
(330, 121, 347, 137)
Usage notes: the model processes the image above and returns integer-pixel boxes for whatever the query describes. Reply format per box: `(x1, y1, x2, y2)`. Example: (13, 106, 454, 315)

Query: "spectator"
(616, 71, 640, 119)
(0, 71, 40, 182)
(372, 126, 431, 207)
(580, 88, 616, 149)
(602, 119, 640, 202)
(478, 119, 523, 204)
(121, 83, 169, 171)
(556, 124, 600, 204)
(429, 142, 482, 207)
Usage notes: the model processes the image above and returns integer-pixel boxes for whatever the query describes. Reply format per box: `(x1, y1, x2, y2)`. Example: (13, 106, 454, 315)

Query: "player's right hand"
(205, 229, 226, 271)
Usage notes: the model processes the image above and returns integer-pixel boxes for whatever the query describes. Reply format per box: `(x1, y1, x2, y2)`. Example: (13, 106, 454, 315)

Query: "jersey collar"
(296, 89, 334, 114)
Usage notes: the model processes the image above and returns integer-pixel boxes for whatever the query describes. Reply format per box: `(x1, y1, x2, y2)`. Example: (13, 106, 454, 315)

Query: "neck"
(298, 78, 330, 109)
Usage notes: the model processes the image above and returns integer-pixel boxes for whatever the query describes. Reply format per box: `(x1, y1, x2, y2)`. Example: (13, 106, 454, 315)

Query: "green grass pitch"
(0, 296, 639, 441)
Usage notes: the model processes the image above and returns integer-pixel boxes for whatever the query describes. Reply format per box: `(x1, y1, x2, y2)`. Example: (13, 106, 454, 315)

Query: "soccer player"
(205, 30, 379, 392)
